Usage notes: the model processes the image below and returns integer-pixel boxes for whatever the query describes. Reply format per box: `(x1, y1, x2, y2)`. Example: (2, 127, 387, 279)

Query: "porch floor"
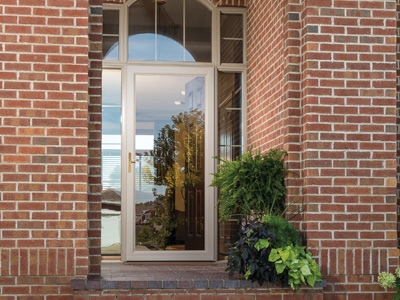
(97, 260, 250, 289)
(102, 261, 230, 281)
(72, 261, 325, 291)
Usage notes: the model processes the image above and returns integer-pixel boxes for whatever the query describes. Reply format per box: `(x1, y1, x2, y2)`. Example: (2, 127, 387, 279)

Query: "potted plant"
(212, 149, 322, 289)
(211, 148, 288, 222)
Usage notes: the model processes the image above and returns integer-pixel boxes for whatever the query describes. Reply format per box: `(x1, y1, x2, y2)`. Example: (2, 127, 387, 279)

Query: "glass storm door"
(122, 66, 215, 261)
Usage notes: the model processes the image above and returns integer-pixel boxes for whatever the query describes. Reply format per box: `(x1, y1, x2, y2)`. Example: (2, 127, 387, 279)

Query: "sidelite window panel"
(101, 0, 246, 261)
(101, 70, 122, 256)
(220, 13, 244, 64)
(217, 72, 242, 162)
(217, 71, 243, 259)
(103, 10, 120, 60)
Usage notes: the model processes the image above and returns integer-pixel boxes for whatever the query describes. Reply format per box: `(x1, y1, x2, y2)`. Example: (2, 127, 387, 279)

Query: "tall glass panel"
(128, 0, 156, 61)
(185, 0, 212, 62)
(101, 70, 122, 255)
(217, 71, 242, 259)
(134, 74, 206, 251)
(103, 10, 119, 60)
(220, 14, 243, 64)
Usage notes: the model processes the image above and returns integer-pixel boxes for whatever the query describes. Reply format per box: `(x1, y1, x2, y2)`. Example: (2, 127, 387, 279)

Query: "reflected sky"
(105, 33, 195, 62)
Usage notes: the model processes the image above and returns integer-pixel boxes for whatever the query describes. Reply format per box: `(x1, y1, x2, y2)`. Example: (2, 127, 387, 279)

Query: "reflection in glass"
(134, 75, 205, 251)
(186, 0, 212, 62)
(157, 0, 183, 61)
(129, 0, 155, 61)
(103, 10, 119, 60)
(220, 14, 243, 64)
(128, 0, 211, 62)
(217, 72, 242, 259)
(101, 70, 122, 255)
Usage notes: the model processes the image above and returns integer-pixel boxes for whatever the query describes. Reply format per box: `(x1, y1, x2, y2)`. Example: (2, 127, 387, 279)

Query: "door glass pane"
(220, 14, 243, 64)
(101, 70, 122, 255)
(134, 74, 205, 251)
(185, 0, 212, 62)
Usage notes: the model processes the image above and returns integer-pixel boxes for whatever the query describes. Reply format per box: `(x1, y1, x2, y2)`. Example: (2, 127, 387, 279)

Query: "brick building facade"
(0, 0, 399, 299)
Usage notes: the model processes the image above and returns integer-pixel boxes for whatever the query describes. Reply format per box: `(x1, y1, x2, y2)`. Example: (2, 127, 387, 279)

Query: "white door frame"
(121, 65, 216, 261)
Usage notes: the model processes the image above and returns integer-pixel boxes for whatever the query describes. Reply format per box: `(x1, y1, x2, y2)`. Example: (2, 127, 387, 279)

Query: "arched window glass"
(128, 0, 211, 62)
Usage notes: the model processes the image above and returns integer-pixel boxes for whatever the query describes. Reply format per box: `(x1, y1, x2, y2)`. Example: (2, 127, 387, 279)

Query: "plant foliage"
(268, 245, 322, 290)
(226, 221, 287, 286)
(263, 215, 300, 248)
(378, 267, 400, 300)
(226, 220, 322, 290)
(212, 149, 288, 222)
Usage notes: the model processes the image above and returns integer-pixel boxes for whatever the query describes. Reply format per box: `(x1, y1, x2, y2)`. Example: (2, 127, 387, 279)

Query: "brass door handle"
(128, 152, 135, 173)
(128, 153, 140, 173)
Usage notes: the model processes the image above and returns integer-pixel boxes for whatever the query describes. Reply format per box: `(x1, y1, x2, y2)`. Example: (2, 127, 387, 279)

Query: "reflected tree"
(137, 109, 205, 250)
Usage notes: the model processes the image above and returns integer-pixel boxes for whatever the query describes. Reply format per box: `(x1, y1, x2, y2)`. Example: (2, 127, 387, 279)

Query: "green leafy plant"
(263, 215, 300, 248)
(378, 267, 400, 300)
(268, 245, 322, 290)
(212, 149, 288, 222)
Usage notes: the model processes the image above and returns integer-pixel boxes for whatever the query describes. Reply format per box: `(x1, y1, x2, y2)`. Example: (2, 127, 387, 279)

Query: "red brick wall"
(247, 0, 303, 215)
(301, 0, 398, 297)
(0, 0, 89, 298)
(247, 0, 287, 150)
(88, 0, 103, 278)
(247, 0, 399, 298)
(396, 0, 400, 249)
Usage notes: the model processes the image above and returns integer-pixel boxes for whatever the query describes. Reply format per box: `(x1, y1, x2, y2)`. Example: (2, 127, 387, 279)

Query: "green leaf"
(306, 274, 316, 287)
(394, 293, 400, 300)
(254, 238, 270, 251)
(268, 248, 280, 262)
(244, 268, 251, 280)
(276, 262, 286, 274)
(279, 248, 291, 262)
(301, 264, 312, 276)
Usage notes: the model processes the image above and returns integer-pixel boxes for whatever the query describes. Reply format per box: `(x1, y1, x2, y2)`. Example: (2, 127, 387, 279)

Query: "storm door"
(122, 66, 215, 261)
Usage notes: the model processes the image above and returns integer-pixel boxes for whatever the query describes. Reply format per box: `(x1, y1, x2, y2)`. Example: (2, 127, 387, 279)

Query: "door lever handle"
(128, 152, 135, 173)
(128, 152, 140, 173)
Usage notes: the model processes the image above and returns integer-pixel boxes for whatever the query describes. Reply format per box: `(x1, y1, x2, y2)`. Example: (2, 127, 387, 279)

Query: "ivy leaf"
(268, 248, 280, 262)
(301, 264, 312, 276)
(279, 248, 291, 262)
(275, 262, 286, 274)
(254, 239, 270, 251)
(306, 274, 316, 287)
